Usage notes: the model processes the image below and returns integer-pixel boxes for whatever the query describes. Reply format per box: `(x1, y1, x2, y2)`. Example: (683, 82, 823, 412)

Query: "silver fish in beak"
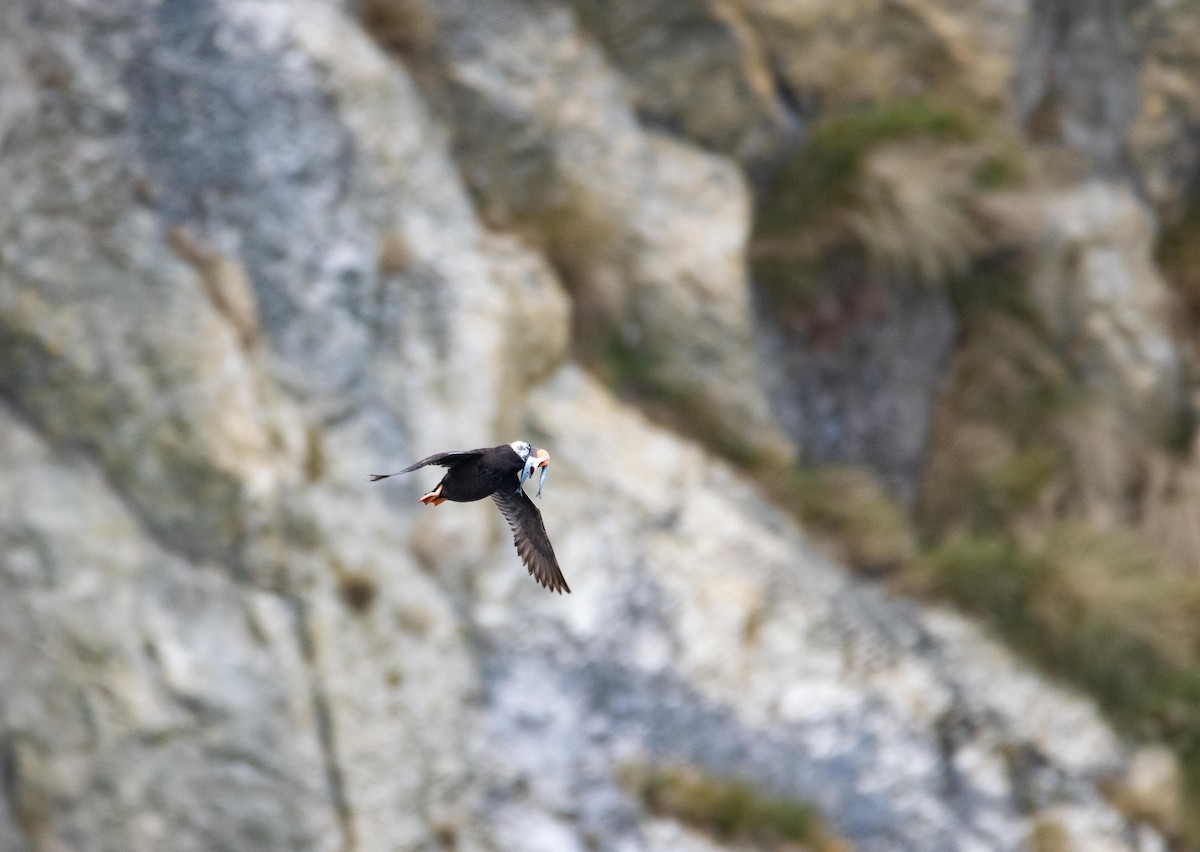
(517, 447, 551, 497)
(533, 448, 550, 498)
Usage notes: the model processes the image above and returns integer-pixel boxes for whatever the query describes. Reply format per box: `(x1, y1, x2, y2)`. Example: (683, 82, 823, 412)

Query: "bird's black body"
(416, 445, 525, 503)
(370, 442, 569, 594)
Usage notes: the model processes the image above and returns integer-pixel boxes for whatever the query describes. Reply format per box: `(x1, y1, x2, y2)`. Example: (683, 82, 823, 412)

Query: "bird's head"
(515, 444, 551, 497)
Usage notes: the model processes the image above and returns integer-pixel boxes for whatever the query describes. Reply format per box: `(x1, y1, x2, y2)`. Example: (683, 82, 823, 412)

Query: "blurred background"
(1, 0, 1199, 849)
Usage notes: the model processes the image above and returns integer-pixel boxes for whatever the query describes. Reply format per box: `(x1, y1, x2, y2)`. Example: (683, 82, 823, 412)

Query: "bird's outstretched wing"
(369, 449, 487, 481)
(491, 490, 570, 594)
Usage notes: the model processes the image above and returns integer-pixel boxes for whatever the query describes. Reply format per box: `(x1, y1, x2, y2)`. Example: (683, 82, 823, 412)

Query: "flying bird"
(370, 441, 569, 594)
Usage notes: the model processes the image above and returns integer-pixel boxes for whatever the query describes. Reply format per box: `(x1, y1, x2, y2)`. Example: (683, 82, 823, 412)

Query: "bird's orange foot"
(420, 485, 445, 506)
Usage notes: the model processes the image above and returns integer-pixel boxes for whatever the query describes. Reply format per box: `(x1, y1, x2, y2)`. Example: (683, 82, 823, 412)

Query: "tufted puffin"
(370, 441, 569, 594)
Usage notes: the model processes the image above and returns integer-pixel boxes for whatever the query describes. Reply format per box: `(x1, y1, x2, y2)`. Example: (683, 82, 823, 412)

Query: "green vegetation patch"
(918, 320, 1075, 538)
(752, 97, 987, 311)
(620, 763, 848, 851)
(915, 534, 1044, 624)
(764, 464, 916, 576)
(945, 259, 1036, 321)
(913, 524, 1200, 842)
(756, 97, 979, 240)
(972, 149, 1026, 190)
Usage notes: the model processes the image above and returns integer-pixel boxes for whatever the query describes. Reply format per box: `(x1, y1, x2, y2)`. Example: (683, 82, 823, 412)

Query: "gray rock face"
(476, 368, 1141, 852)
(415, 0, 795, 464)
(0, 0, 1169, 850)
(758, 283, 958, 502)
(1014, 0, 1142, 177)
(567, 0, 797, 163)
(1029, 181, 1186, 432)
(0, 410, 341, 851)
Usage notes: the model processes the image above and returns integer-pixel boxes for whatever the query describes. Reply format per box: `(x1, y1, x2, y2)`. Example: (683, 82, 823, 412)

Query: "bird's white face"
(509, 441, 532, 461)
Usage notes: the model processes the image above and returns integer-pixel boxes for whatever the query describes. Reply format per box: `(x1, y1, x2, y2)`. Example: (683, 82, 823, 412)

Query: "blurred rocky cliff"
(1, 0, 1199, 849)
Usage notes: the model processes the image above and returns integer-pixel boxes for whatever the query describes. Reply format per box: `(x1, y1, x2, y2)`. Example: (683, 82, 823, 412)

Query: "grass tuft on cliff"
(756, 97, 979, 238)
(752, 96, 996, 307)
(911, 526, 1200, 839)
(619, 763, 849, 851)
